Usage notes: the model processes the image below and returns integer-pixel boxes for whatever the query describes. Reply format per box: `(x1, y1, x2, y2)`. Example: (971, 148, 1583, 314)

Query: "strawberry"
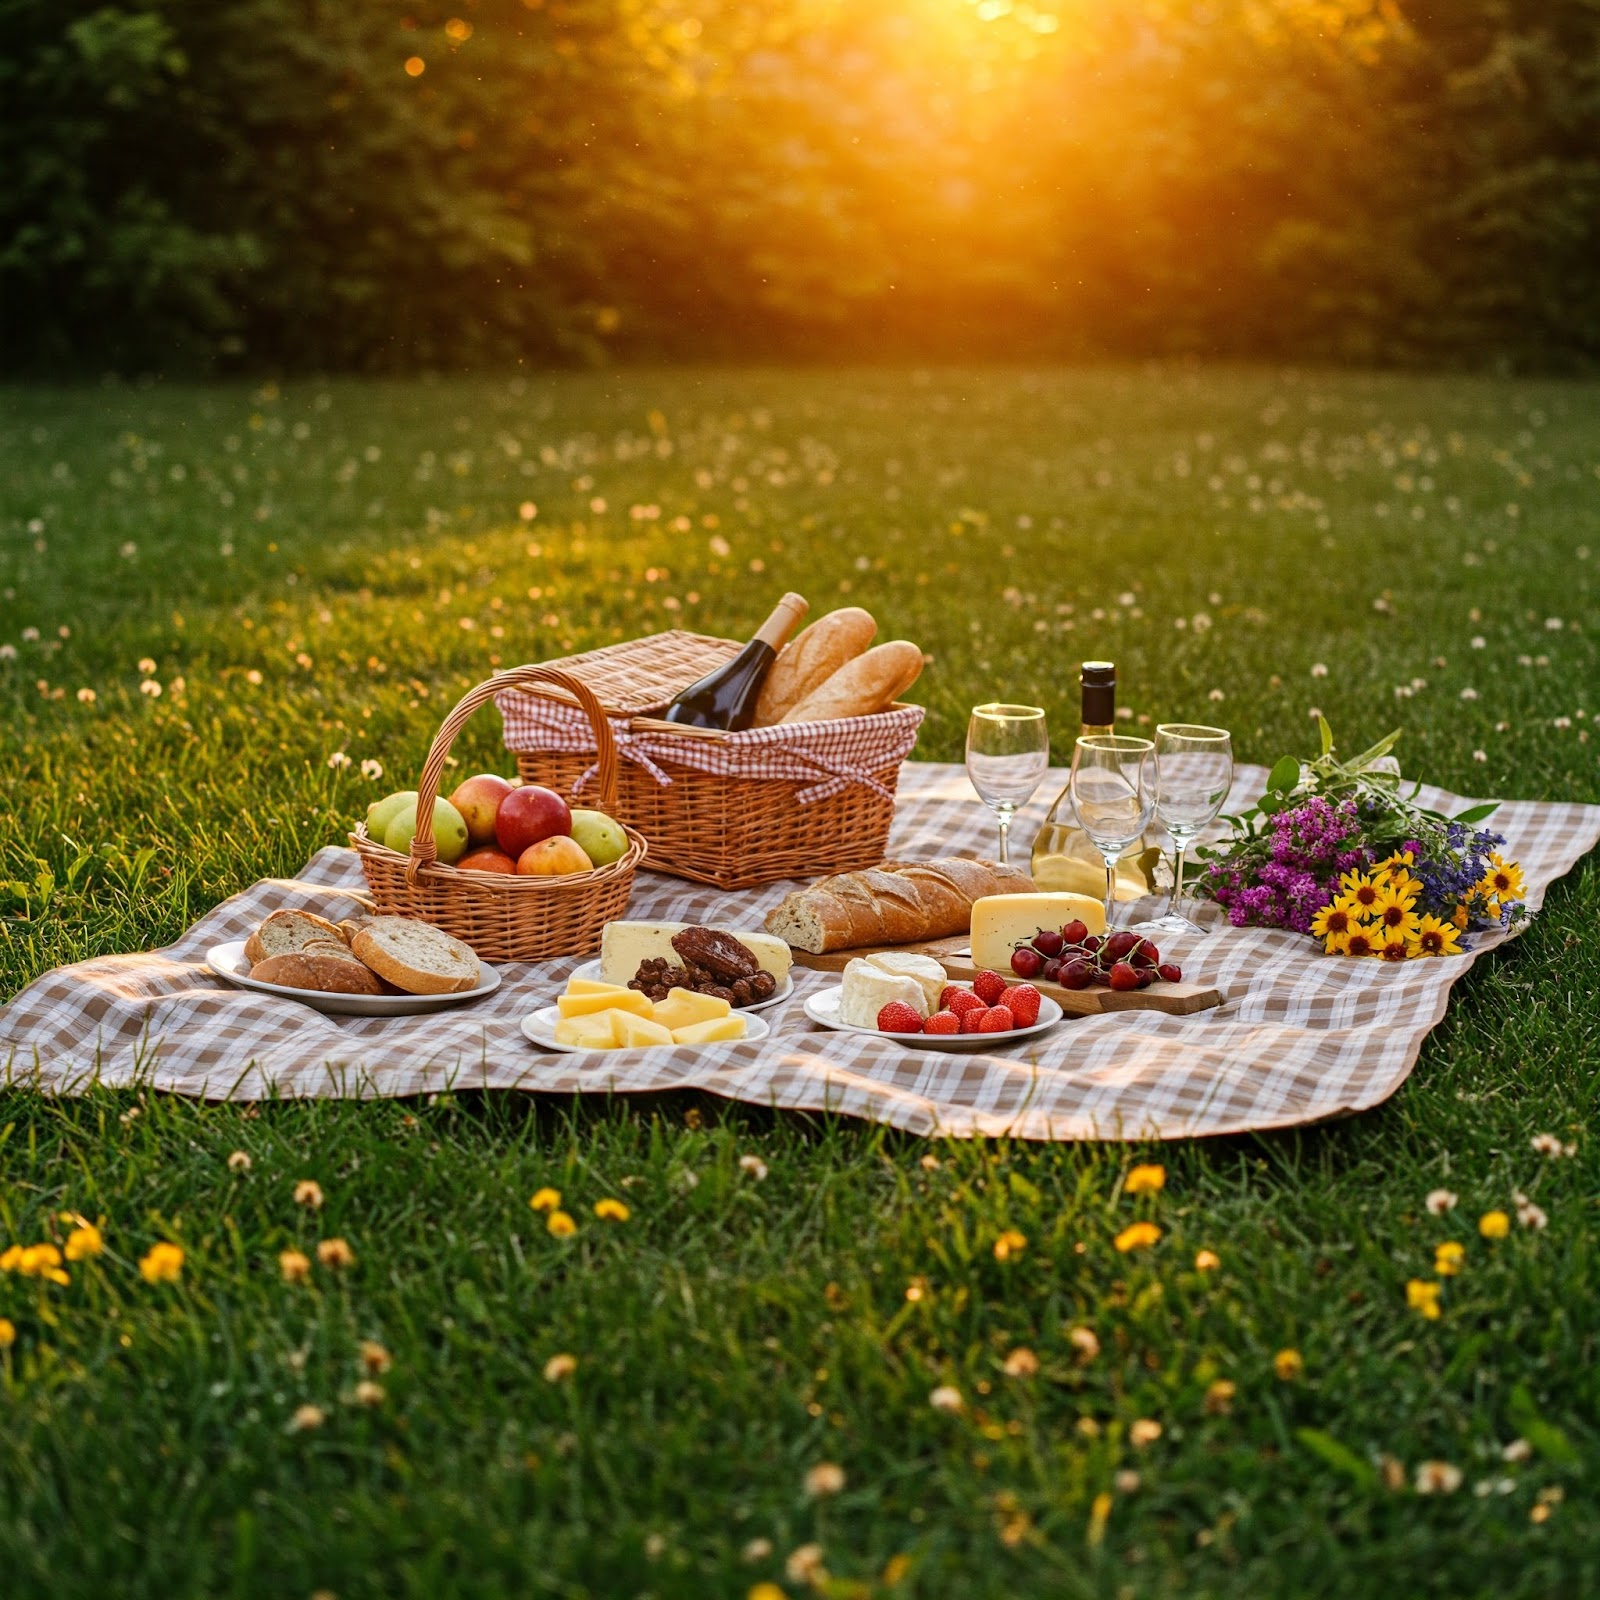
(972, 969, 1008, 1006)
(960, 1004, 991, 1034)
(945, 989, 987, 1019)
(939, 984, 972, 1011)
(922, 1010, 961, 1035)
(998, 983, 1041, 1027)
(877, 1001, 926, 1034)
(978, 1004, 1016, 1033)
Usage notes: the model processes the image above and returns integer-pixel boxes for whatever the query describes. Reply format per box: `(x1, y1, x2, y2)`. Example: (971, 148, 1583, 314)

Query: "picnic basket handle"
(405, 666, 621, 877)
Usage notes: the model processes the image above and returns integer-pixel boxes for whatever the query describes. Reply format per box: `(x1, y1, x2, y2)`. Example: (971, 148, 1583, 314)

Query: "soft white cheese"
(969, 892, 1106, 970)
(600, 920, 794, 986)
(840, 958, 930, 1029)
(863, 951, 948, 1011)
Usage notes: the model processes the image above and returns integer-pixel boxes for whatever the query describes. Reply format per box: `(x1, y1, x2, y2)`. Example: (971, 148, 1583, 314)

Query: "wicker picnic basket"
(352, 665, 646, 961)
(500, 631, 923, 891)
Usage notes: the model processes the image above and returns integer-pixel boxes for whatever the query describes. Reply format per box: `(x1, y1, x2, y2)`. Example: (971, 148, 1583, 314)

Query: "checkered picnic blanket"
(2, 764, 1596, 1140)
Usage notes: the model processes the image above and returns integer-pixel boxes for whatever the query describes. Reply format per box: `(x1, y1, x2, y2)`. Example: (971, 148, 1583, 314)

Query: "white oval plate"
(568, 958, 793, 1013)
(802, 987, 1063, 1050)
(207, 940, 499, 1017)
(522, 1004, 770, 1054)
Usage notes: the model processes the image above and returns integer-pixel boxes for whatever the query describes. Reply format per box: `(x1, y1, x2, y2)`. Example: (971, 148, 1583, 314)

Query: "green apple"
(366, 789, 417, 841)
(383, 796, 470, 864)
(569, 808, 629, 868)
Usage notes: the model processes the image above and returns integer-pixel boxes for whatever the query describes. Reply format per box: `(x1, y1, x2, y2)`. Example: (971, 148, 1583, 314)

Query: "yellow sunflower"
(1371, 884, 1420, 940)
(1322, 928, 1353, 955)
(1478, 853, 1525, 905)
(1342, 927, 1379, 958)
(1338, 869, 1383, 914)
(1374, 849, 1416, 879)
(1409, 914, 1463, 958)
(1310, 902, 1355, 941)
(1375, 930, 1411, 961)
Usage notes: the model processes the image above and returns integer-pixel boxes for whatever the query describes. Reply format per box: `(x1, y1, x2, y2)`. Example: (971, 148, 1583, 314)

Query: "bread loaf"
(780, 640, 924, 724)
(753, 607, 877, 726)
(250, 950, 386, 995)
(244, 909, 347, 966)
(352, 917, 480, 995)
(764, 857, 1035, 953)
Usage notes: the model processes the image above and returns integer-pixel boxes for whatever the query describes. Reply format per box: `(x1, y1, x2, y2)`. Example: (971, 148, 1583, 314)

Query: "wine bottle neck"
(752, 592, 809, 651)
(1081, 722, 1114, 739)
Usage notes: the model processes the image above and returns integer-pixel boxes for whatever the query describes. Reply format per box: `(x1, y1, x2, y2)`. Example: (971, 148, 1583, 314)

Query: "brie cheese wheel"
(600, 920, 793, 986)
(839, 958, 930, 1029)
(969, 892, 1106, 971)
(862, 951, 947, 1011)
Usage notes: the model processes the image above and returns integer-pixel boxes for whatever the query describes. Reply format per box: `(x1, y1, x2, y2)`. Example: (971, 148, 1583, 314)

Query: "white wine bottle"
(1030, 661, 1166, 900)
(661, 592, 808, 730)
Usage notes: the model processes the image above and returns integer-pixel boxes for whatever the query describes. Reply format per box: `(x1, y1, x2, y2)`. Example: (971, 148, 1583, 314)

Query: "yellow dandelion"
(1273, 1348, 1303, 1381)
(748, 1586, 787, 1600)
(139, 1242, 184, 1284)
(993, 1228, 1027, 1261)
(64, 1223, 103, 1261)
(1128, 1418, 1162, 1446)
(1406, 1279, 1442, 1319)
(1310, 902, 1354, 941)
(1479, 854, 1525, 904)
(804, 1461, 846, 1497)
(279, 1249, 312, 1284)
(593, 1198, 630, 1222)
(352, 1380, 386, 1407)
(359, 1340, 392, 1375)
(529, 1187, 561, 1212)
(543, 1352, 577, 1383)
(1479, 1210, 1510, 1239)
(288, 1403, 325, 1433)
(1114, 1221, 1161, 1253)
(1409, 914, 1462, 958)
(293, 1179, 324, 1209)
(1124, 1163, 1165, 1195)
(0, 1318, 15, 1350)
(1204, 1379, 1236, 1415)
(546, 1210, 577, 1238)
(1433, 1241, 1465, 1277)
(1194, 1248, 1221, 1271)
(316, 1237, 356, 1268)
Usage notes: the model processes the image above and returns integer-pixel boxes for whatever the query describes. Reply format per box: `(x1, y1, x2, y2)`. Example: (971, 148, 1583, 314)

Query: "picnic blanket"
(2, 764, 1596, 1139)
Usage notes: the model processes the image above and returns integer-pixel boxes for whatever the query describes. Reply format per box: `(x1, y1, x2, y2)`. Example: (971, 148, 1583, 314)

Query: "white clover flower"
(1311, 663, 1328, 677)
(1425, 1188, 1458, 1215)
(360, 758, 384, 780)
(327, 751, 352, 770)
(928, 1385, 964, 1413)
(1460, 688, 1478, 701)
(139, 679, 162, 697)
(1415, 1460, 1463, 1494)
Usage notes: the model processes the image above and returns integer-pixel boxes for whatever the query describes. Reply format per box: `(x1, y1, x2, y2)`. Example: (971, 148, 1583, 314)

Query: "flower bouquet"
(1195, 718, 1527, 959)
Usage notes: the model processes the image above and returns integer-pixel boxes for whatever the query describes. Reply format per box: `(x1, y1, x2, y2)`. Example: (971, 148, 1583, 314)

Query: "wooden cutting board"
(790, 937, 1223, 1017)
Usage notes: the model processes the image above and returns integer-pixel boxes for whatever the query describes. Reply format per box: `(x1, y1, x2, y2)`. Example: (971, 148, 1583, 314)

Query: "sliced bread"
(351, 917, 480, 995)
(250, 950, 386, 995)
(244, 909, 348, 966)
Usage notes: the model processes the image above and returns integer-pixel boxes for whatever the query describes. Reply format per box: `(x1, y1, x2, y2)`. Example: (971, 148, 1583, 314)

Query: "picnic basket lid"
(501, 630, 740, 718)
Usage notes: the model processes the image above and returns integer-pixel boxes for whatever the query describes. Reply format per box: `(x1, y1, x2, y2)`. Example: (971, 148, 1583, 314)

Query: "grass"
(1, 365, 1598, 1598)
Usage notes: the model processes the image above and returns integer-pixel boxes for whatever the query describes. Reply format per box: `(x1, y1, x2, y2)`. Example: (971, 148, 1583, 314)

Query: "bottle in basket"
(661, 592, 809, 730)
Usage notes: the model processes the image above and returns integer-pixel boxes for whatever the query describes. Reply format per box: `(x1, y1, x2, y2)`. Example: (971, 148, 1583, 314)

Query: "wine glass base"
(1130, 912, 1209, 939)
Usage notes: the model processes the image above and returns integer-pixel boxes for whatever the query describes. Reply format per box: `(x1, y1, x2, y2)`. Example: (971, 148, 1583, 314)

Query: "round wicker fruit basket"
(351, 665, 646, 962)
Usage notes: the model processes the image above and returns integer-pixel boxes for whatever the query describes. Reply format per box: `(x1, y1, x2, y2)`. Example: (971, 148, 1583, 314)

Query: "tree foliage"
(2, 0, 1597, 372)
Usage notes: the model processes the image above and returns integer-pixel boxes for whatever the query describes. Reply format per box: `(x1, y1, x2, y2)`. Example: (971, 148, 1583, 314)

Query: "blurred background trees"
(3, 0, 1597, 374)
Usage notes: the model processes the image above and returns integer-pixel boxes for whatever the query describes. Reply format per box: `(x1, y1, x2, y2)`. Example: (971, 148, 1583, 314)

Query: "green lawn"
(1, 367, 1597, 1598)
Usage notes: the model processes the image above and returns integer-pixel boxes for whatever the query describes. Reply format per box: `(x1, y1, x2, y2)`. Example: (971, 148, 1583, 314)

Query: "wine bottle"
(1030, 661, 1166, 899)
(661, 592, 809, 730)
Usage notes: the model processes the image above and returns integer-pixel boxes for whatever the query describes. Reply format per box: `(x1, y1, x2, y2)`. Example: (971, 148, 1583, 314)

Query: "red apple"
(449, 773, 515, 847)
(457, 846, 518, 875)
(495, 784, 571, 857)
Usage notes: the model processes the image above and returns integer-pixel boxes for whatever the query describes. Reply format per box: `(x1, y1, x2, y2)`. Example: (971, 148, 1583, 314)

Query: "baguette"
(244, 909, 347, 966)
(753, 607, 877, 726)
(351, 917, 480, 996)
(250, 950, 387, 995)
(764, 857, 1034, 953)
(780, 640, 924, 724)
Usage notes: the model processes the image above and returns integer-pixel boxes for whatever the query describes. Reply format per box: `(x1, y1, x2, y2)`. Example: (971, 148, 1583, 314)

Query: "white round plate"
(206, 940, 499, 1017)
(522, 1005, 770, 1054)
(568, 958, 793, 1013)
(802, 987, 1063, 1050)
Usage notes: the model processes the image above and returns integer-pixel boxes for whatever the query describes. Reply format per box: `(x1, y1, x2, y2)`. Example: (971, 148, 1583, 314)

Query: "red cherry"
(1009, 947, 1044, 980)
(1103, 931, 1142, 963)
(1058, 959, 1095, 990)
(1041, 958, 1064, 983)
(1061, 919, 1090, 948)
(1108, 961, 1141, 991)
(1158, 962, 1183, 984)
(1081, 934, 1102, 956)
(1033, 928, 1065, 958)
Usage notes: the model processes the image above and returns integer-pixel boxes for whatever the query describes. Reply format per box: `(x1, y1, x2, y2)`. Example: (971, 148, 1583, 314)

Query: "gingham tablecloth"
(2, 765, 1596, 1140)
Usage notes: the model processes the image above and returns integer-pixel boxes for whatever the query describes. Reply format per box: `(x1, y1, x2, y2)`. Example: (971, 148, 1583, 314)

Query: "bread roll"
(780, 641, 924, 724)
(753, 607, 877, 726)
(764, 857, 1034, 953)
(244, 909, 347, 966)
(250, 950, 386, 995)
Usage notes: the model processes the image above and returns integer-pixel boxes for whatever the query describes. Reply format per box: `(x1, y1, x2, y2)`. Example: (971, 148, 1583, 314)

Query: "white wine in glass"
(965, 704, 1048, 865)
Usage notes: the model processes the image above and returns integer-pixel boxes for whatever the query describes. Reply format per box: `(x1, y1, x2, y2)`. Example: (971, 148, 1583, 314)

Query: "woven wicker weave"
(352, 666, 646, 961)
(517, 630, 741, 716)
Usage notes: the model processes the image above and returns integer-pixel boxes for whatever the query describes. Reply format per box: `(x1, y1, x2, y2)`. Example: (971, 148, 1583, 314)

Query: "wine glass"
(1145, 723, 1233, 935)
(1069, 734, 1155, 926)
(965, 704, 1049, 865)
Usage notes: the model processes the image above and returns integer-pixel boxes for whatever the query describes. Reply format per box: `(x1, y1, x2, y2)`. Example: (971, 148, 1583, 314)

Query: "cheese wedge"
(599, 920, 793, 986)
(553, 1013, 620, 1050)
(671, 1015, 747, 1045)
(557, 987, 653, 1020)
(651, 986, 733, 1032)
(840, 958, 929, 1029)
(863, 951, 947, 1011)
(610, 1010, 676, 1048)
(565, 976, 630, 997)
(969, 892, 1106, 971)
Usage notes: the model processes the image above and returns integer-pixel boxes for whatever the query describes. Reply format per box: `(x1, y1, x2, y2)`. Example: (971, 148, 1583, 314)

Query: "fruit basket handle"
(406, 666, 621, 876)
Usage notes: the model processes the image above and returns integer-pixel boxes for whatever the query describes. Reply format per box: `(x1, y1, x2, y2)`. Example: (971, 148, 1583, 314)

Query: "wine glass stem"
(1103, 853, 1118, 926)
(996, 806, 1013, 865)
(1167, 831, 1192, 919)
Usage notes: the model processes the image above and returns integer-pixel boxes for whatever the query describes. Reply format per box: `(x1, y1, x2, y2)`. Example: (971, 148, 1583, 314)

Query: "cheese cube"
(671, 1015, 748, 1045)
(969, 892, 1107, 971)
(651, 987, 733, 1032)
(565, 976, 629, 997)
(557, 987, 653, 1020)
(553, 1013, 620, 1050)
(599, 920, 793, 986)
(609, 1010, 676, 1048)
